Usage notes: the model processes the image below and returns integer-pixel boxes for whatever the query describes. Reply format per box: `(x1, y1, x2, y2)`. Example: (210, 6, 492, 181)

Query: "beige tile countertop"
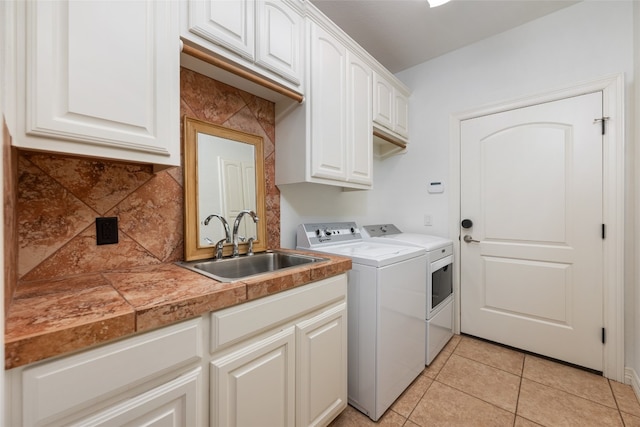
(5, 249, 351, 370)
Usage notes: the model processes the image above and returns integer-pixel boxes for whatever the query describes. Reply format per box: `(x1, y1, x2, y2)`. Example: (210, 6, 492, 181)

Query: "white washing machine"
(297, 222, 426, 421)
(361, 224, 454, 365)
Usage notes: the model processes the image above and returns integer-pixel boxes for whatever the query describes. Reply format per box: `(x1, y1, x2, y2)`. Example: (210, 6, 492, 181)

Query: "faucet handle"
(247, 237, 255, 256)
(214, 238, 227, 259)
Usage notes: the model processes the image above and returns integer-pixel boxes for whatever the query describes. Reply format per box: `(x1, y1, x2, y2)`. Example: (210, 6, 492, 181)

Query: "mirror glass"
(183, 116, 267, 261)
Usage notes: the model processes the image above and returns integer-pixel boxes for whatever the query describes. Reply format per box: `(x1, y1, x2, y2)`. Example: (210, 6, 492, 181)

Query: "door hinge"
(602, 327, 606, 344)
(602, 224, 606, 239)
(594, 117, 610, 135)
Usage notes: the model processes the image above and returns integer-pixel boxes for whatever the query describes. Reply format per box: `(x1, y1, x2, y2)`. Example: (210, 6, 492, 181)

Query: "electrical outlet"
(96, 217, 118, 245)
(424, 214, 433, 226)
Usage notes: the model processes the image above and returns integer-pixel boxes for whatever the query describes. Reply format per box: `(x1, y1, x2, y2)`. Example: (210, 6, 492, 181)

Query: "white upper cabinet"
(373, 75, 394, 130)
(373, 71, 410, 141)
(7, 0, 180, 169)
(275, 18, 373, 190)
(308, 23, 348, 183)
(256, 0, 303, 85)
(186, 0, 255, 61)
(182, 0, 304, 89)
(394, 88, 410, 138)
(346, 52, 374, 186)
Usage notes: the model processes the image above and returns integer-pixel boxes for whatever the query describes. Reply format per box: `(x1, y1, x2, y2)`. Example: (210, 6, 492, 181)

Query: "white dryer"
(362, 224, 454, 365)
(297, 222, 426, 421)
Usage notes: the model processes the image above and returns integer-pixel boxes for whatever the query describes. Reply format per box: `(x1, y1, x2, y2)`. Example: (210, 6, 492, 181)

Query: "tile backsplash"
(14, 67, 280, 286)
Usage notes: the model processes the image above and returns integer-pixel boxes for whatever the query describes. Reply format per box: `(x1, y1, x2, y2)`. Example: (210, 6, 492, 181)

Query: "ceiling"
(309, 0, 580, 73)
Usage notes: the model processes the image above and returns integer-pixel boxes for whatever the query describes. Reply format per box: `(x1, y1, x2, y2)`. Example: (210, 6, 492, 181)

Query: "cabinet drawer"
(211, 274, 347, 352)
(73, 368, 203, 427)
(21, 318, 203, 426)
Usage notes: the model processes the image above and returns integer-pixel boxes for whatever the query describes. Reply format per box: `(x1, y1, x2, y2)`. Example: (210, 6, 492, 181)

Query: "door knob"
(461, 219, 473, 229)
(463, 235, 480, 243)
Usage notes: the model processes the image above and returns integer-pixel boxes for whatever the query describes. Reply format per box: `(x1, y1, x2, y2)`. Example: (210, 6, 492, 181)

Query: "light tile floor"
(330, 335, 640, 426)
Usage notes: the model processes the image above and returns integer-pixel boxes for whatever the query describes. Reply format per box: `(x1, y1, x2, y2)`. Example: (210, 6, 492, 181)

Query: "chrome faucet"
(203, 214, 231, 259)
(232, 210, 259, 257)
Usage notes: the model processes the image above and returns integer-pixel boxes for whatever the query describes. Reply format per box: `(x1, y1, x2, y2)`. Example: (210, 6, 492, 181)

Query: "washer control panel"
(361, 223, 403, 238)
(297, 222, 361, 248)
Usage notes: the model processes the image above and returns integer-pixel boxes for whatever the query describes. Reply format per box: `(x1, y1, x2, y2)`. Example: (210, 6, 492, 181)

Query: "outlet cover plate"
(96, 217, 118, 245)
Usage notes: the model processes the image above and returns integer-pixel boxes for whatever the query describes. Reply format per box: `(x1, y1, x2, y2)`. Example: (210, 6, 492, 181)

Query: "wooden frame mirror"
(183, 116, 267, 261)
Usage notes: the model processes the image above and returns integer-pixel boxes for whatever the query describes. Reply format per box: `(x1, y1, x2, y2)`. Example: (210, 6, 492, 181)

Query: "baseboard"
(625, 367, 640, 401)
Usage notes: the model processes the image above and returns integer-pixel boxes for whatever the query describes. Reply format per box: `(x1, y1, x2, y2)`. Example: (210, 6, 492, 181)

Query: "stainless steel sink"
(177, 251, 329, 282)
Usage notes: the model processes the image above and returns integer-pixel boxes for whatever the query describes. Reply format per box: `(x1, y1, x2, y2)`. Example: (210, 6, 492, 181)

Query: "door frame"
(449, 73, 625, 381)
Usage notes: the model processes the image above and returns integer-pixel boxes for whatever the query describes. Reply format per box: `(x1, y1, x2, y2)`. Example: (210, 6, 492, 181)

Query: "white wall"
(394, 0, 636, 381)
(280, 0, 638, 377)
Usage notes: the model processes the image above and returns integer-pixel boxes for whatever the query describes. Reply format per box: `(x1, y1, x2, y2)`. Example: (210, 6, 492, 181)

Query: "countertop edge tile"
(5, 312, 136, 370)
(135, 284, 247, 332)
(243, 250, 351, 301)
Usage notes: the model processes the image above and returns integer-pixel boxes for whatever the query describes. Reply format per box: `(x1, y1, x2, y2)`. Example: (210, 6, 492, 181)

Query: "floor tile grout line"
(608, 379, 628, 426)
(521, 370, 618, 407)
(431, 377, 517, 416)
(401, 373, 436, 426)
(522, 375, 625, 414)
(511, 355, 525, 427)
(453, 336, 527, 377)
(451, 351, 524, 378)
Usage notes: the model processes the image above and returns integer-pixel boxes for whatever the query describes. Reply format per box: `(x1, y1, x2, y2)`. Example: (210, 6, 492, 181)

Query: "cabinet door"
(72, 369, 203, 427)
(346, 53, 373, 186)
(21, 0, 179, 166)
(309, 22, 347, 182)
(394, 90, 410, 138)
(296, 303, 348, 427)
(256, 0, 303, 85)
(186, 0, 255, 61)
(211, 327, 295, 427)
(372, 73, 394, 130)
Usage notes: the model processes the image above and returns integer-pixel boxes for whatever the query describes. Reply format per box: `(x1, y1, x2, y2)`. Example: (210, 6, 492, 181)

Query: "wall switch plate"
(96, 217, 118, 245)
(424, 214, 433, 226)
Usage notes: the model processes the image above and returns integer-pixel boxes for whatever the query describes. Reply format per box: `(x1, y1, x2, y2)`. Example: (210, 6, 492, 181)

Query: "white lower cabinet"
(72, 368, 203, 427)
(209, 273, 348, 427)
(5, 318, 206, 427)
(296, 304, 347, 427)
(210, 327, 296, 427)
(4, 274, 348, 427)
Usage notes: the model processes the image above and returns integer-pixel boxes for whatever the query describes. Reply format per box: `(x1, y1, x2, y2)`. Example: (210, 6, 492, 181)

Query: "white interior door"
(241, 161, 257, 238)
(221, 158, 257, 239)
(460, 92, 604, 371)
